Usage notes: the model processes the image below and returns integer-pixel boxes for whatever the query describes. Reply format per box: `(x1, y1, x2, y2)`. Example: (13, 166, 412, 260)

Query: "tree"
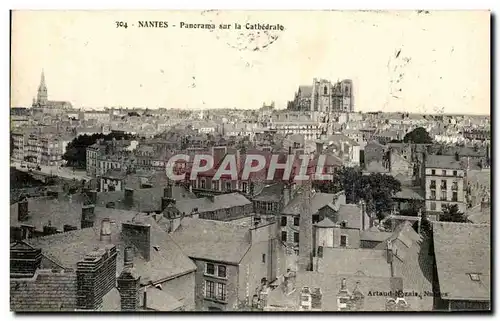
(313, 168, 401, 221)
(403, 127, 433, 144)
(439, 204, 469, 223)
(63, 132, 135, 169)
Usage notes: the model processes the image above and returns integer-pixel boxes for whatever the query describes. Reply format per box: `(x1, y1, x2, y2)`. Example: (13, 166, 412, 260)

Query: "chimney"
(10, 243, 42, 278)
(311, 287, 322, 310)
(81, 205, 96, 229)
(117, 247, 141, 311)
(122, 222, 151, 261)
(283, 269, 296, 294)
(161, 197, 175, 211)
(143, 290, 147, 310)
(85, 189, 97, 205)
(43, 221, 58, 236)
(359, 200, 366, 231)
(100, 218, 112, 243)
(288, 146, 292, 155)
(387, 239, 394, 276)
(316, 142, 324, 154)
(18, 199, 29, 222)
(76, 245, 118, 310)
(164, 183, 173, 198)
(124, 188, 134, 205)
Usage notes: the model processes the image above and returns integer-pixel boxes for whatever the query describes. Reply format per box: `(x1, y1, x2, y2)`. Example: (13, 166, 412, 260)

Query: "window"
(241, 182, 248, 193)
(218, 265, 226, 278)
(281, 231, 287, 242)
(452, 192, 458, 202)
(225, 181, 232, 191)
(340, 235, 348, 247)
(430, 180, 436, 189)
(430, 202, 436, 211)
(294, 217, 300, 226)
(431, 190, 436, 200)
(441, 191, 447, 201)
(262, 254, 266, 263)
(281, 216, 287, 226)
(431, 169, 436, 175)
(442, 170, 446, 176)
(266, 202, 273, 211)
(205, 280, 215, 298)
(217, 283, 227, 301)
(201, 179, 206, 189)
(452, 181, 458, 190)
(324, 86, 328, 95)
(441, 180, 447, 189)
(453, 170, 458, 176)
(212, 180, 218, 190)
(294, 232, 299, 243)
(206, 263, 215, 275)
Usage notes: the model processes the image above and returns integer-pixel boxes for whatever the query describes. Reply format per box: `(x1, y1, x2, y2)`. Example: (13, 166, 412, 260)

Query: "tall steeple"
(36, 69, 48, 106)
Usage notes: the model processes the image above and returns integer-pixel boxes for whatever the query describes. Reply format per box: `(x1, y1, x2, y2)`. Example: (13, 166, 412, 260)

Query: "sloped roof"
(318, 248, 391, 277)
(28, 216, 196, 285)
(10, 269, 77, 312)
(432, 222, 490, 301)
(172, 217, 251, 264)
(425, 155, 462, 170)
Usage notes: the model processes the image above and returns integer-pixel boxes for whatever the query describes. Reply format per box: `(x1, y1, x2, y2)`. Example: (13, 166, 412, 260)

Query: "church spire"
(36, 69, 48, 106)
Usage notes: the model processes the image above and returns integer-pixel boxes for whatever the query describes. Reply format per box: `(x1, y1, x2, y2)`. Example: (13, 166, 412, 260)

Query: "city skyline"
(11, 10, 490, 114)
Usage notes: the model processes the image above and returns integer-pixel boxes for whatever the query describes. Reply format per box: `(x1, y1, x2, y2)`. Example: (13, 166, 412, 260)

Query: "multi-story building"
(172, 217, 280, 311)
(425, 155, 466, 220)
(288, 78, 354, 113)
(11, 131, 26, 162)
(86, 139, 136, 177)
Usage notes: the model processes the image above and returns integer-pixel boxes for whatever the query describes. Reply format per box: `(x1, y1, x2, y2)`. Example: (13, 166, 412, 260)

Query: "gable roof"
(432, 222, 490, 301)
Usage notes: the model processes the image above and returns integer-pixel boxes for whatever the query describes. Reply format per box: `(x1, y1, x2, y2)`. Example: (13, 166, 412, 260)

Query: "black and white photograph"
(8, 9, 491, 312)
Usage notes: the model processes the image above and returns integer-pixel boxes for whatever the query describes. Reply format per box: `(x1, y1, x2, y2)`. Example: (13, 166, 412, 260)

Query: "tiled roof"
(95, 185, 194, 213)
(10, 197, 139, 232)
(360, 230, 393, 242)
(318, 248, 391, 277)
(315, 217, 336, 228)
(336, 204, 362, 230)
(432, 222, 490, 301)
(425, 155, 462, 170)
(252, 183, 286, 202)
(28, 216, 196, 285)
(174, 193, 251, 215)
(172, 217, 251, 264)
(374, 222, 434, 310)
(10, 269, 77, 311)
(282, 191, 338, 216)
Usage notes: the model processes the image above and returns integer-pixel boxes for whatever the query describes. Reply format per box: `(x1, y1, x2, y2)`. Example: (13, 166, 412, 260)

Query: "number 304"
(116, 21, 128, 28)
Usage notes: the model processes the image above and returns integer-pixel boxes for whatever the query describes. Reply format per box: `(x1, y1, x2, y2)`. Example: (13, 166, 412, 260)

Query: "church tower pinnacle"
(36, 70, 48, 106)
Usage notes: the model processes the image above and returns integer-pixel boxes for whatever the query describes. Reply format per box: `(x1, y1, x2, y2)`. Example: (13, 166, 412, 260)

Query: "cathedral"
(31, 70, 73, 109)
(287, 78, 354, 113)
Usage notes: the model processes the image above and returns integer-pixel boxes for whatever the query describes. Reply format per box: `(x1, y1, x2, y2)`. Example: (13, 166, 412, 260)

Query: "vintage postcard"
(9, 10, 491, 312)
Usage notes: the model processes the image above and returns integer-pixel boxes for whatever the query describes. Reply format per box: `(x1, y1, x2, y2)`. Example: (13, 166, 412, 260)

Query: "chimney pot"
(18, 199, 29, 222)
(100, 218, 112, 243)
(124, 246, 134, 267)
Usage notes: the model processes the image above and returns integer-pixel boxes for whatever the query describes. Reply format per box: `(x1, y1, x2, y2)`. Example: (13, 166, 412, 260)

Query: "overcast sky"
(11, 10, 490, 114)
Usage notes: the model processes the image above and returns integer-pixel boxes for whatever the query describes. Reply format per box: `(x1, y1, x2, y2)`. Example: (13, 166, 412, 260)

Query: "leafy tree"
(439, 204, 469, 223)
(63, 132, 135, 169)
(403, 127, 433, 144)
(313, 168, 401, 220)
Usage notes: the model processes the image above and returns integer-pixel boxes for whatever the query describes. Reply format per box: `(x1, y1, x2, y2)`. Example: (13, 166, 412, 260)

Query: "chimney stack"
(76, 245, 118, 310)
(81, 205, 96, 229)
(18, 198, 29, 222)
(124, 188, 134, 205)
(100, 218, 112, 243)
(10, 243, 42, 278)
(122, 222, 151, 261)
(117, 246, 141, 311)
(164, 183, 173, 198)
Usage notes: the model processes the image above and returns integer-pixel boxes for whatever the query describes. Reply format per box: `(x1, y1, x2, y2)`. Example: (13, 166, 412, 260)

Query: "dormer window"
(469, 273, 481, 281)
